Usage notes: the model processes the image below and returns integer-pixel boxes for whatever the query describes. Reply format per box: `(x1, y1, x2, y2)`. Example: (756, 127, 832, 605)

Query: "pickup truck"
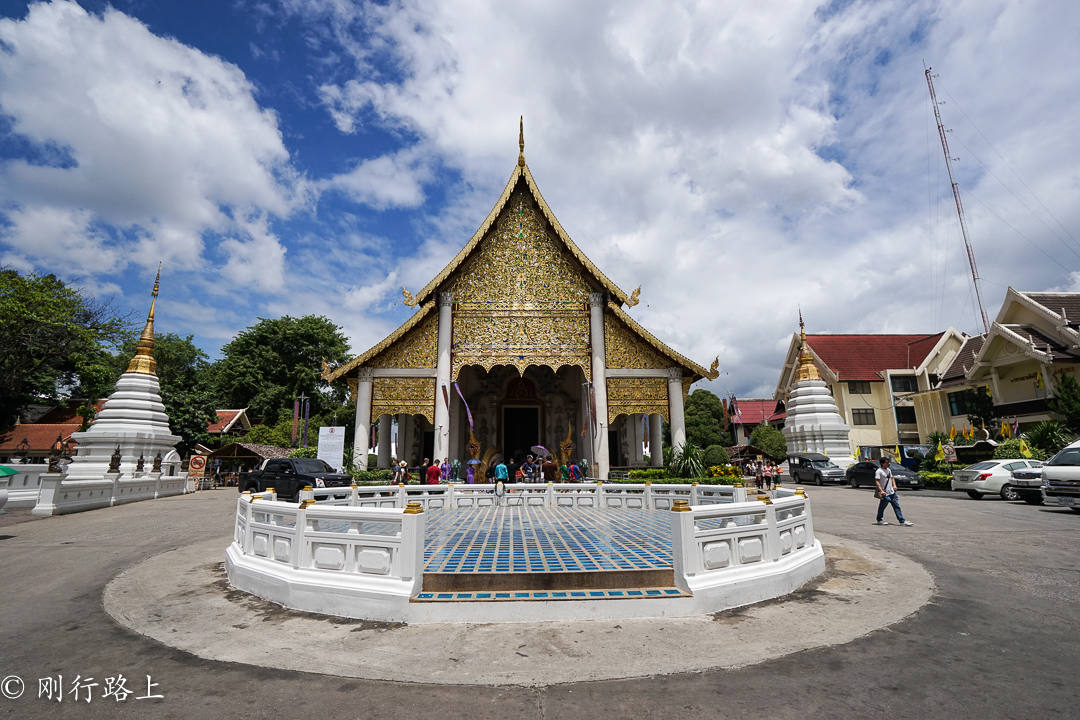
(239, 458, 353, 501)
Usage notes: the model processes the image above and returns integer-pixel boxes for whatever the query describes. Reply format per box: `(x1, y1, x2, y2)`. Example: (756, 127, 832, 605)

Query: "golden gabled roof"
(323, 301, 435, 382)
(413, 163, 630, 306)
(607, 301, 715, 380)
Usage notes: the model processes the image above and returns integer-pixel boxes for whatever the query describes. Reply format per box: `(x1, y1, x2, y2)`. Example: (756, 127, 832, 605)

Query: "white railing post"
(398, 484, 407, 508)
(400, 503, 426, 597)
(765, 504, 781, 562)
(546, 482, 555, 506)
(669, 500, 696, 592)
(733, 484, 747, 503)
(596, 480, 604, 504)
(690, 482, 699, 506)
(644, 481, 653, 509)
(242, 495, 255, 554)
(293, 503, 310, 569)
(350, 483, 359, 506)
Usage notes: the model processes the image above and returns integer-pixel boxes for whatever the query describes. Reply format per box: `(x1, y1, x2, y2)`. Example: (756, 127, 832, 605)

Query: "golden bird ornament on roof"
(402, 286, 417, 307)
(627, 285, 641, 307)
(708, 356, 720, 380)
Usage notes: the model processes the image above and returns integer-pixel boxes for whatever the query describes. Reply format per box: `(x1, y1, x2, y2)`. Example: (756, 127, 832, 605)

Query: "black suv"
(846, 461, 923, 490)
(239, 458, 353, 501)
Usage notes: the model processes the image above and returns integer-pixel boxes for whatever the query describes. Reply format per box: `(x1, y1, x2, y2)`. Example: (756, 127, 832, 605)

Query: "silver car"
(1041, 441, 1080, 513)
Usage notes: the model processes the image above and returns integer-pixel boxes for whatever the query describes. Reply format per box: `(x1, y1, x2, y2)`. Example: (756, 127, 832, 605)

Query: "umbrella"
(530, 445, 550, 457)
(0, 465, 21, 477)
(466, 459, 482, 465)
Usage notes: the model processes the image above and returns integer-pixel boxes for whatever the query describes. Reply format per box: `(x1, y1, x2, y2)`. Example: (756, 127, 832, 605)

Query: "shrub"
(703, 445, 730, 467)
(918, 471, 952, 488)
(1025, 420, 1072, 456)
(628, 468, 670, 480)
(706, 465, 741, 480)
(993, 438, 1047, 461)
(288, 446, 318, 459)
(669, 443, 705, 479)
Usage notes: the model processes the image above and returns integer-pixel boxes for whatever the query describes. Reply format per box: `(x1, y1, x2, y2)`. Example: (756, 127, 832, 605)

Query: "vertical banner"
(292, 400, 300, 446)
(302, 399, 310, 447)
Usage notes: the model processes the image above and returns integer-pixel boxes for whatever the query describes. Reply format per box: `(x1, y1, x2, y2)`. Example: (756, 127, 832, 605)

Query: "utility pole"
(925, 66, 990, 334)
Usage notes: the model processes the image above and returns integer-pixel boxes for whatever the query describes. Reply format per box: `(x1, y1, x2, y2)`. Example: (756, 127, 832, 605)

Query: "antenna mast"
(925, 67, 990, 333)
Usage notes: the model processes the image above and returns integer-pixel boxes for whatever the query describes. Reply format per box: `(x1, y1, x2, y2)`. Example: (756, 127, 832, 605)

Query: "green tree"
(1025, 420, 1071, 456)
(1049, 372, 1080, 436)
(966, 387, 995, 435)
(684, 389, 733, 449)
(703, 444, 730, 467)
(749, 423, 787, 460)
(213, 315, 351, 424)
(244, 418, 296, 447)
(108, 333, 219, 455)
(0, 268, 129, 427)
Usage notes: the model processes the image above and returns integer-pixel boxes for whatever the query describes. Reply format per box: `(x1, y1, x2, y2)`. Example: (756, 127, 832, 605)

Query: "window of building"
(891, 376, 918, 393)
(948, 391, 969, 417)
(852, 408, 876, 425)
(895, 406, 917, 424)
(848, 381, 872, 395)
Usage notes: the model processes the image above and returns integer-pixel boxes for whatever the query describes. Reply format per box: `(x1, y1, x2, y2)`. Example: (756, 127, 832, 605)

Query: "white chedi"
(782, 319, 855, 469)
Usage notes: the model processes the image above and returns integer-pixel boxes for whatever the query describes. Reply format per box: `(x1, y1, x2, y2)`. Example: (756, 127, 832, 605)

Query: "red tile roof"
(0, 424, 79, 452)
(732, 399, 783, 426)
(35, 401, 105, 425)
(805, 333, 944, 381)
(207, 410, 240, 434)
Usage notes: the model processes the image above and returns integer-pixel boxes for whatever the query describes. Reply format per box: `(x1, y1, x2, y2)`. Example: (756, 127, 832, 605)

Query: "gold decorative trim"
(606, 377, 669, 424)
(372, 377, 435, 424)
(413, 162, 631, 306)
(607, 302, 714, 380)
(324, 302, 436, 382)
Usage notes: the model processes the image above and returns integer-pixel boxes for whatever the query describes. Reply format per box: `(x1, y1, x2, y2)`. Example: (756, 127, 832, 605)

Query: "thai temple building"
(779, 315, 855, 468)
(33, 270, 185, 515)
(324, 122, 718, 478)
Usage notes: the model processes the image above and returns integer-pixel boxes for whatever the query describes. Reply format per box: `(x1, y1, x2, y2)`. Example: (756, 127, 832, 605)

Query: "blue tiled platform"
(423, 505, 672, 574)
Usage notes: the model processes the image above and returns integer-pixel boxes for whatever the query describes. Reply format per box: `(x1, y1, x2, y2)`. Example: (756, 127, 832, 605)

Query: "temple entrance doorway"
(423, 431, 434, 462)
(608, 429, 620, 466)
(503, 407, 539, 462)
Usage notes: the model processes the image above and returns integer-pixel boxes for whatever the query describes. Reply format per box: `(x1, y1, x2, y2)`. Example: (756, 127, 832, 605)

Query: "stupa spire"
(518, 116, 525, 167)
(126, 264, 160, 375)
(795, 310, 820, 382)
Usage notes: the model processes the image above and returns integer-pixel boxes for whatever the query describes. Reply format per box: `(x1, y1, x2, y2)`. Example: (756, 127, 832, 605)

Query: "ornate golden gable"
(449, 187, 594, 380)
(367, 309, 438, 369)
(605, 313, 670, 370)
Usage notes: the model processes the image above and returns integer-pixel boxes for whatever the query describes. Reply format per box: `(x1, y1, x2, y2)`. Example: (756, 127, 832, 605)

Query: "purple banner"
(453, 382, 474, 431)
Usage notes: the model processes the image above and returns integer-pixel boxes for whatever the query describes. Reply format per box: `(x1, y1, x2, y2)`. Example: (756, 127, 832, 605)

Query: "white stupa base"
(783, 378, 854, 470)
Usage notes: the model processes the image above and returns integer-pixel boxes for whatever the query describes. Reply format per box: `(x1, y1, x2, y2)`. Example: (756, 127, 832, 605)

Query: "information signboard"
(318, 427, 347, 472)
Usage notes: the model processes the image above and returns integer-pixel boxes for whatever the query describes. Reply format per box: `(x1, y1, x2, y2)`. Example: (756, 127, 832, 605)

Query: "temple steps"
(413, 567, 689, 602)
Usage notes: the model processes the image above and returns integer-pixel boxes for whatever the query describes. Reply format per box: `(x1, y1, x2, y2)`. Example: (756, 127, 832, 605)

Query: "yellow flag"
(985, 384, 993, 398)
(1019, 439, 1032, 458)
(949, 425, 957, 441)
(934, 441, 945, 461)
(1036, 374, 1044, 389)
(854, 445, 861, 460)
(895, 445, 903, 462)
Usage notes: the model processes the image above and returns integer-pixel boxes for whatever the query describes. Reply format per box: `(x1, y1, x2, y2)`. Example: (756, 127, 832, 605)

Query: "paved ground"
(1, 486, 1078, 718)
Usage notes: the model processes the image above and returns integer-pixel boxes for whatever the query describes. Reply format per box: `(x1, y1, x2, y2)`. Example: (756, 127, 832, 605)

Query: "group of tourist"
(746, 459, 783, 490)
(388, 455, 589, 485)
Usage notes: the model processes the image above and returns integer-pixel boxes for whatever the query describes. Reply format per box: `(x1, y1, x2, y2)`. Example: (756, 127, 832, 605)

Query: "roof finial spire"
(126, 264, 161, 376)
(518, 115, 525, 167)
(795, 309, 820, 382)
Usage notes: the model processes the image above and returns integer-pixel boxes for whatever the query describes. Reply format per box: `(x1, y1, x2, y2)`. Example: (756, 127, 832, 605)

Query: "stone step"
(423, 567, 674, 593)
(412, 587, 690, 602)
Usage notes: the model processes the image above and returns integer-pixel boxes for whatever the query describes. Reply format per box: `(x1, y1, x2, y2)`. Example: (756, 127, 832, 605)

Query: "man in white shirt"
(875, 457, 913, 526)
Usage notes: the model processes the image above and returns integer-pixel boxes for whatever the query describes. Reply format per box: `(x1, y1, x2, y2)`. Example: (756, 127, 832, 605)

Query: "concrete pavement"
(0, 485, 1077, 718)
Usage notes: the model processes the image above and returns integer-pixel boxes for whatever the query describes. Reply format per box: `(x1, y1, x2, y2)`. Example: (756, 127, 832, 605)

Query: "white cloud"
(0, 0, 302, 285)
(289, 0, 1080, 397)
(322, 147, 433, 209)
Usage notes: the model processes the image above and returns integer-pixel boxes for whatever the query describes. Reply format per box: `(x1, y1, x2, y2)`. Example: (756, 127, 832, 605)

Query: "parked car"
(1041, 441, 1080, 513)
(846, 461, 923, 490)
(239, 457, 354, 501)
(951, 459, 1044, 500)
(1010, 466, 1045, 505)
(788, 453, 846, 485)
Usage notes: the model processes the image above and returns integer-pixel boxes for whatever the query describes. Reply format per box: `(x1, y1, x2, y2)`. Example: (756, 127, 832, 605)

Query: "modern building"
(774, 326, 966, 451)
(914, 288, 1080, 435)
(322, 124, 719, 478)
(727, 398, 785, 445)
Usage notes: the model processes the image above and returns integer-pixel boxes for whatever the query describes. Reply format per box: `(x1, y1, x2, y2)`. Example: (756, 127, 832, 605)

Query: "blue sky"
(2, 0, 1079, 399)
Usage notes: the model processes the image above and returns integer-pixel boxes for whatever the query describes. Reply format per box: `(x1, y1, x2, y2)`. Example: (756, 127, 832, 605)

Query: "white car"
(951, 459, 1046, 500)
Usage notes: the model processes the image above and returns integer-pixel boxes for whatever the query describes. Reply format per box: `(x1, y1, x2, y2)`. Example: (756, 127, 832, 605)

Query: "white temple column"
(667, 368, 686, 450)
(433, 292, 453, 463)
(632, 414, 645, 465)
(377, 414, 392, 468)
(649, 413, 663, 467)
(354, 368, 374, 470)
(589, 293, 609, 479)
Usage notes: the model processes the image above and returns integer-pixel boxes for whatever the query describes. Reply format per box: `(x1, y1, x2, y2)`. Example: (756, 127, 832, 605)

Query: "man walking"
(495, 458, 509, 484)
(875, 457, 913, 526)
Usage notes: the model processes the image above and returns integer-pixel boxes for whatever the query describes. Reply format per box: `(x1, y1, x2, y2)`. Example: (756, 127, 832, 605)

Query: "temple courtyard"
(0, 486, 1076, 718)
